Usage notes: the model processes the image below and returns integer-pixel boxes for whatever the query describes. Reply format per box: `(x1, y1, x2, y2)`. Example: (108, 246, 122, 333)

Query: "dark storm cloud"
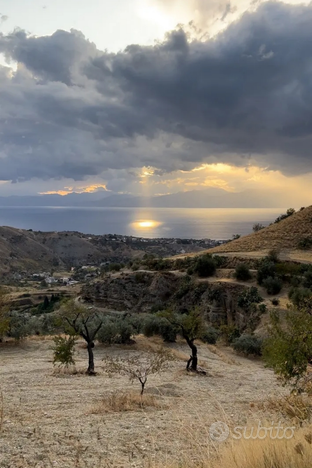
(0, 1, 312, 182)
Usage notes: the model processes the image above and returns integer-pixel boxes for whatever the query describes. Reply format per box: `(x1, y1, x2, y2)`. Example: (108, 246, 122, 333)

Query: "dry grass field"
(0, 335, 304, 468)
(209, 206, 312, 260)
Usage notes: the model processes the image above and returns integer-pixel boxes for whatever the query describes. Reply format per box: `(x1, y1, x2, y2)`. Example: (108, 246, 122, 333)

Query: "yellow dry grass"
(257, 394, 312, 425)
(90, 391, 164, 413)
(209, 205, 312, 254)
(152, 425, 312, 468)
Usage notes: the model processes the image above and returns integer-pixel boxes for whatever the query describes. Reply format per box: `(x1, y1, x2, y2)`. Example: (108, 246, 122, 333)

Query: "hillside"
(0, 226, 209, 277)
(210, 206, 312, 256)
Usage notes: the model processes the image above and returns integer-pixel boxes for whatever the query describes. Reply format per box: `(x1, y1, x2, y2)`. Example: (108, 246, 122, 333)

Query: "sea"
(0, 207, 287, 240)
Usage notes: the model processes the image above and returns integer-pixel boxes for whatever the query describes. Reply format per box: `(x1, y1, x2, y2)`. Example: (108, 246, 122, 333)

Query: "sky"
(0, 0, 312, 203)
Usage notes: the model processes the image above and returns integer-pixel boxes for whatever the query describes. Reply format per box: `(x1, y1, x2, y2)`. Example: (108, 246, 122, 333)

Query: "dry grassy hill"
(209, 206, 312, 259)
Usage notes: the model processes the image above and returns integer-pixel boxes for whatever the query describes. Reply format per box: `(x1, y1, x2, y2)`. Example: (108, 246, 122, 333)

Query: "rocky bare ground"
(0, 336, 287, 468)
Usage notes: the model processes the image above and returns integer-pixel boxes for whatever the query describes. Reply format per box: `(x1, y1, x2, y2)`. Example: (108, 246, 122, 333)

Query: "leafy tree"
(142, 315, 177, 342)
(159, 310, 205, 372)
(234, 264, 252, 281)
(257, 259, 276, 285)
(263, 302, 312, 387)
(57, 300, 103, 374)
(53, 336, 77, 368)
(193, 255, 216, 278)
(263, 276, 283, 295)
(103, 348, 172, 396)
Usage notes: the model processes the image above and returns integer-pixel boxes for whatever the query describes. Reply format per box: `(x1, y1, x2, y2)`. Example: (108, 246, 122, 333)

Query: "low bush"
(201, 326, 220, 345)
(298, 237, 312, 250)
(234, 264, 251, 281)
(274, 208, 296, 224)
(109, 263, 122, 272)
(232, 334, 263, 356)
(219, 325, 240, 345)
(257, 259, 276, 285)
(237, 287, 263, 309)
(303, 270, 312, 289)
(263, 276, 283, 295)
(193, 255, 216, 278)
(271, 298, 280, 306)
(288, 287, 312, 308)
(53, 335, 76, 368)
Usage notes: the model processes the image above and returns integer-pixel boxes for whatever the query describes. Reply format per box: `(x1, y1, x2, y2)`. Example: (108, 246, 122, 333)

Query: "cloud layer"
(0, 1, 312, 184)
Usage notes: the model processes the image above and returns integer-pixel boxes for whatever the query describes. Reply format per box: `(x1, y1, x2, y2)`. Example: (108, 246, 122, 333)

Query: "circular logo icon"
(209, 422, 230, 442)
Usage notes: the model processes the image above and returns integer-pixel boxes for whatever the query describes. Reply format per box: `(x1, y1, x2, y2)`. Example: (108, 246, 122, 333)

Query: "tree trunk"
(87, 341, 95, 374)
(186, 340, 198, 372)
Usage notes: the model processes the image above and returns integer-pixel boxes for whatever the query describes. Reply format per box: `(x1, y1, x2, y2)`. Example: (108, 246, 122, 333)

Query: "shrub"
(53, 335, 76, 368)
(298, 237, 312, 250)
(158, 319, 177, 342)
(213, 255, 227, 268)
(303, 269, 312, 289)
(97, 317, 135, 345)
(6, 311, 31, 340)
(257, 259, 276, 285)
(97, 319, 119, 344)
(275, 262, 301, 277)
(232, 334, 262, 356)
(267, 249, 280, 263)
(219, 325, 240, 345)
(263, 276, 283, 295)
(234, 264, 251, 281)
(258, 303, 267, 314)
(193, 255, 216, 278)
(142, 315, 161, 337)
(288, 287, 312, 308)
(201, 326, 220, 344)
(274, 208, 296, 224)
(109, 263, 122, 272)
(271, 298, 280, 306)
(253, 223, 265, 232)
(263, 306, 312, 385)
(237, 287, 263, 309)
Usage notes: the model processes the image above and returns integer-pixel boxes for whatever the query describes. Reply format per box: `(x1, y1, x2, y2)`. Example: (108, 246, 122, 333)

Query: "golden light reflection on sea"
(131, 219, 163, 232)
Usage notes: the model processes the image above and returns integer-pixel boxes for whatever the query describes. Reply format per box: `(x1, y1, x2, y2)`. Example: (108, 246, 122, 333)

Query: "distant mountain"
(0, 187, 301, 208)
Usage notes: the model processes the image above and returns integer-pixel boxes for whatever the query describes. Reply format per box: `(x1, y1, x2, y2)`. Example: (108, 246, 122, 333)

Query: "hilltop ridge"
(209, 205, 312, 258)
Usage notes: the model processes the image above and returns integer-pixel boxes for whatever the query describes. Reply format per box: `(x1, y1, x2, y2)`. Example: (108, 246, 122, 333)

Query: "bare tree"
(57, 300, 103, 374)
(103, 348, 173, 396)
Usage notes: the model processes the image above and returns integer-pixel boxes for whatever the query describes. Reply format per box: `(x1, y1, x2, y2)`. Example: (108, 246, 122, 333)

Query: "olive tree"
(263, 299, 312, 388)
(160, 309, 205, 373)
(57, 300, 103, 374)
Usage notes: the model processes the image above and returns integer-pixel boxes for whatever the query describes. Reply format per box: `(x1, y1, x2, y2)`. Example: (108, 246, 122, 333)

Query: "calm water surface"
(0, 207, 287, 239)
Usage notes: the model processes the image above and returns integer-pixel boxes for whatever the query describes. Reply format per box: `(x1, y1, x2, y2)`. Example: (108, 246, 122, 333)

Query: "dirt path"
(0, 337, 287, 468)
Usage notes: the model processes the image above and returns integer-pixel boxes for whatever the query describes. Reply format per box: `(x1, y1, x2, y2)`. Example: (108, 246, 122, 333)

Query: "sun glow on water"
(131, 219, 163, 232)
